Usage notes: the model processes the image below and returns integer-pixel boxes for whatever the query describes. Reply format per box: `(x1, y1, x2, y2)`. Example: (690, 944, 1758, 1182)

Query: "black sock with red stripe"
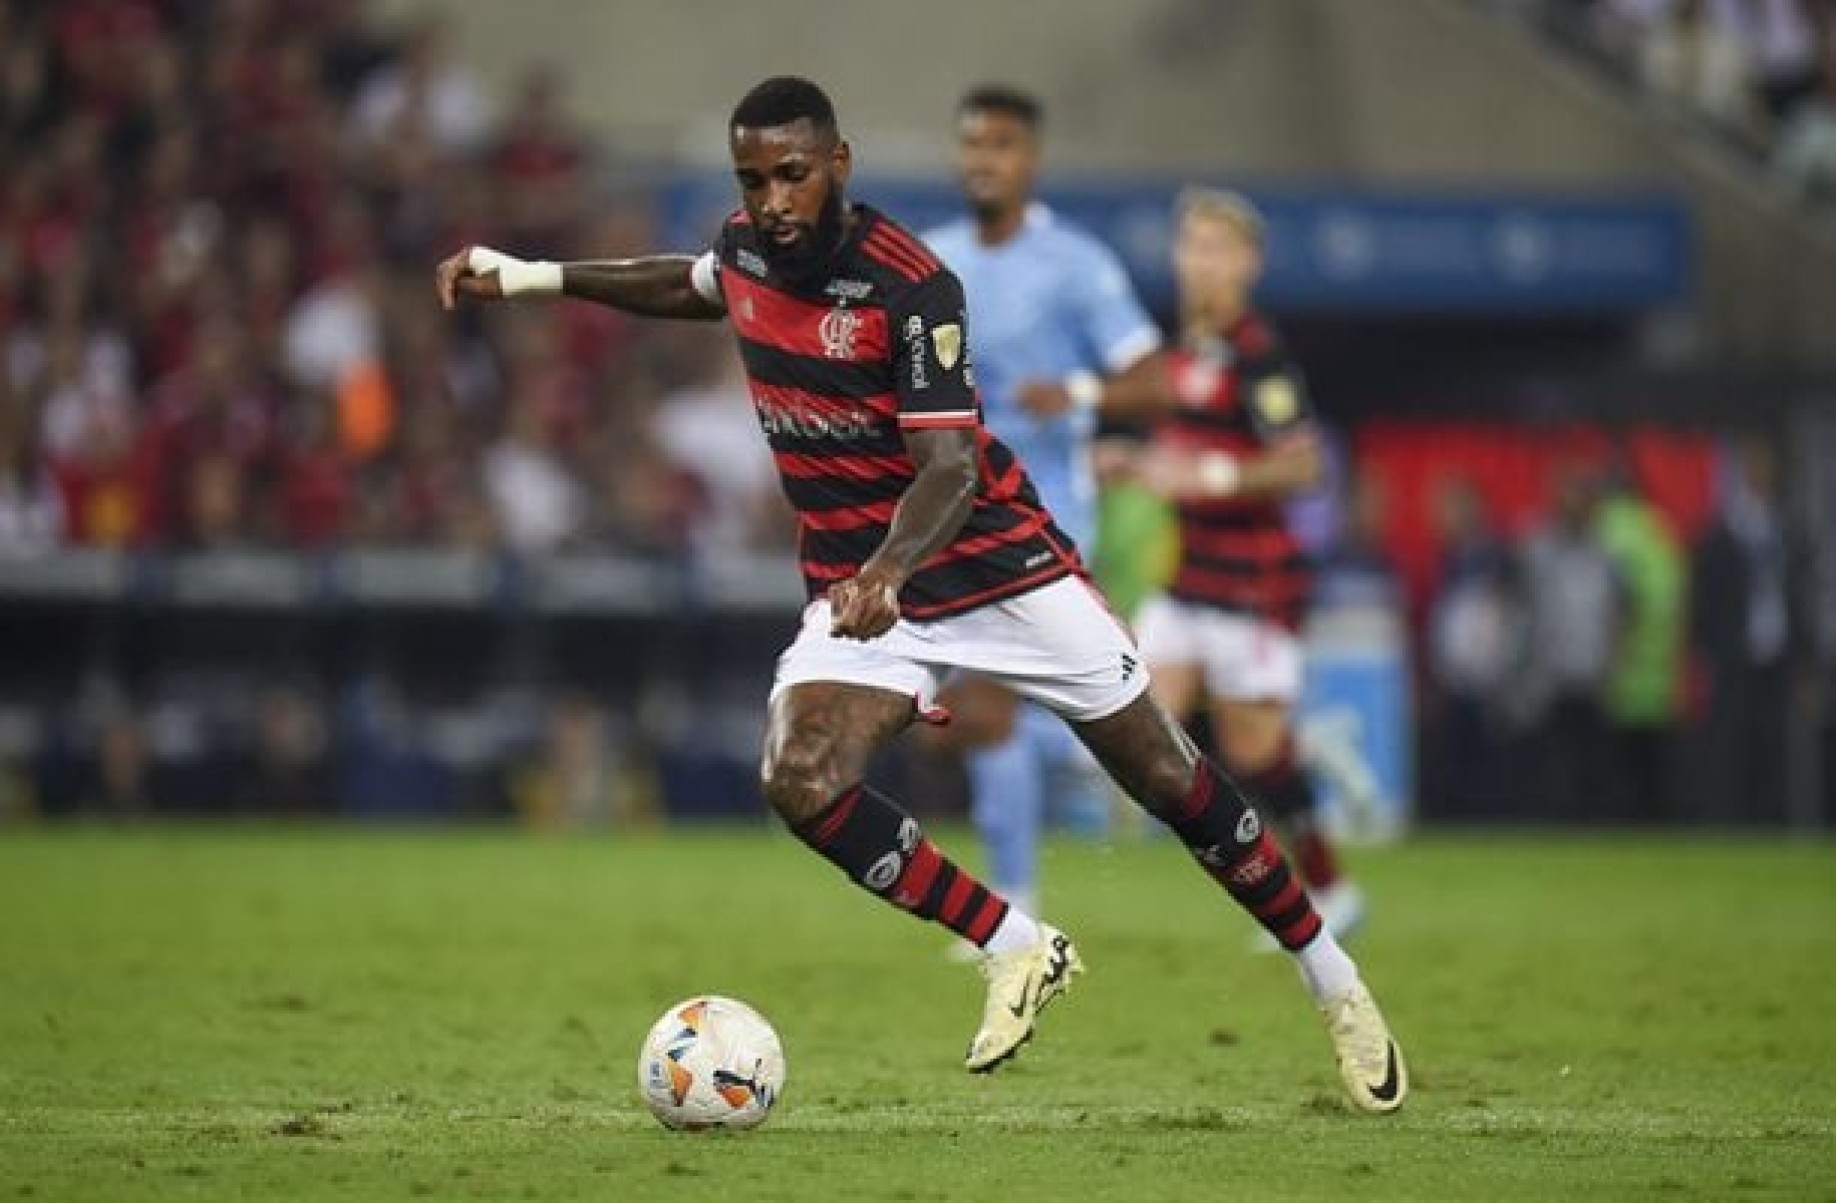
(1165, 756, 1324, 952)
(792, 783, 1010, 947)
(1236, 741, 1343, 890)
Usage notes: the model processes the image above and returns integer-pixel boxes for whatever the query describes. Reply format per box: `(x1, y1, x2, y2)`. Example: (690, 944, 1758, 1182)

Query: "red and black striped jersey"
(1156, 312, 1315, 631)
(704, 203, 1080, 621)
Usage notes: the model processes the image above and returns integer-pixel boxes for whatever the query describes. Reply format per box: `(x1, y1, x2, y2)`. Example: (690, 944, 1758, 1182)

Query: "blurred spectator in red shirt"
(53, 0, 172, 123)
(278, 398, 355, 548)
(137, 316, 279, 542)
(494, 65, 590, 253)
(49, 398, 145, 548)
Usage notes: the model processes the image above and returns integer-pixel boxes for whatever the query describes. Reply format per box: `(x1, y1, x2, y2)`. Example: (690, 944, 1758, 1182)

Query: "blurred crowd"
(0, 0, 787, 561)
(1402, 434, 1821, 826)
(1514, 0, 1836, 203)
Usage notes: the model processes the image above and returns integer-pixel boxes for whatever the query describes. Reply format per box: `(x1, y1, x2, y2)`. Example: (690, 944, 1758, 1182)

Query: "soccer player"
(1048, 188, 1366, 941)
(922, 86, 1163, 929)
(436, 78, 1405, 1112)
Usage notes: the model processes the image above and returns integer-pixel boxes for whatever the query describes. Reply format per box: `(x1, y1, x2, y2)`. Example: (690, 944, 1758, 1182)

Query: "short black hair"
(958, 84, 1043, 131)
(730, 76, 838, 136)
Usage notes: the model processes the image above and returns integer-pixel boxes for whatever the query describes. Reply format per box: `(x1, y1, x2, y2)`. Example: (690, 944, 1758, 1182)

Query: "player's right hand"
(435, 246, 506, 311)
(1091, 438, 1141, 484)
(828, 564, 903, 641)
(1017, 380, 1073, 417)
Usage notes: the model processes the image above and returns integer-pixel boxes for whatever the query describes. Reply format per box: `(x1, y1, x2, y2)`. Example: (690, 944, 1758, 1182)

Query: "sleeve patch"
(1253, 377, 1301, 428)
(931, 323, 962, 370)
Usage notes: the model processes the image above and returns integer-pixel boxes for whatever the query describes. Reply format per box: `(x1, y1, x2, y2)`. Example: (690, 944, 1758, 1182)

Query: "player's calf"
(790, 783, 1012, 948)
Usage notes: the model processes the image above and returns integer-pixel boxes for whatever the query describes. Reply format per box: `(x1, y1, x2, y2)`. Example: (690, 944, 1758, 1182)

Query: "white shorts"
(770, 576, 1149, 724)
(1134, 594, 1303, 703)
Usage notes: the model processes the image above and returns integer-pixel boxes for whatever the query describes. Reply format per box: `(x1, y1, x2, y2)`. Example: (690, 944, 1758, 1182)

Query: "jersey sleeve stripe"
(861, 242, 929, 283)
(868, 221, 943, 273)
(898, 411, 979, 430)
(862, 230, 933, 282)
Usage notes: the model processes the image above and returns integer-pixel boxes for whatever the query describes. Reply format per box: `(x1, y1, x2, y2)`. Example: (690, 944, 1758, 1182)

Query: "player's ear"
(831, 138, 853, 186)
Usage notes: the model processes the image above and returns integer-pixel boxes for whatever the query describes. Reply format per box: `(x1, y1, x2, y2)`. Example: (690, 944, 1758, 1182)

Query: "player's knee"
(1221, 733, 1282, 775)
(759, 735, 845, 824)
(1135, 752, 1202, 815)
(1217, 712, 1288, 774)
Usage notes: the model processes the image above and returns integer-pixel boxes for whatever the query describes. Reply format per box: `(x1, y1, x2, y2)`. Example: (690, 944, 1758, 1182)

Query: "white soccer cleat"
(963, 925, 1083, 1073)
(1319, 980, 1408, 1113)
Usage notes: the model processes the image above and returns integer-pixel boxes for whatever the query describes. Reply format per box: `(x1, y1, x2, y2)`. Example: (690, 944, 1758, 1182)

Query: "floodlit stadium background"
(2, 0, 1833, 832)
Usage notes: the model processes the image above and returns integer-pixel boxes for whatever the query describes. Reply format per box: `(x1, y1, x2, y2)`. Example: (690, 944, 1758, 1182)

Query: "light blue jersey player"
(923, 86, 1160, 928)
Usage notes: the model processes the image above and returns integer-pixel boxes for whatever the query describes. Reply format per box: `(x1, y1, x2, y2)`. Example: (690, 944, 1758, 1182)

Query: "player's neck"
(1187, 293, 1247, 334)
(974, 204, 1027, 247)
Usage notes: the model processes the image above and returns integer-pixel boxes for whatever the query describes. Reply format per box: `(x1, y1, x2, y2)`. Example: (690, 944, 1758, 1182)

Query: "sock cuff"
(794, 784, 863, 848)
(1177, 758, 1218, 822)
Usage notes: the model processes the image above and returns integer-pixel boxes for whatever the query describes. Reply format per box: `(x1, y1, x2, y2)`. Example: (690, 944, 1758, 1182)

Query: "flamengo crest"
(818, 307, 861, 358)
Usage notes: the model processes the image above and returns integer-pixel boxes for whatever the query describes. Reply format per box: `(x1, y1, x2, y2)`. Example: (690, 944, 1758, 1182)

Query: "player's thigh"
(1211, 698, 1293, 773)
(761, 682, 915, 823)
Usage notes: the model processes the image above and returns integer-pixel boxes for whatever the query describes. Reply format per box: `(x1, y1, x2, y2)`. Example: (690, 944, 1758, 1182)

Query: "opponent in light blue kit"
(924, 86, 1161, 925)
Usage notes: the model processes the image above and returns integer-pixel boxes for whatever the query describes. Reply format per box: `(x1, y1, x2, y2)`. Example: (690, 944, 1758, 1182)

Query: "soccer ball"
(636, 995, 785, 1131)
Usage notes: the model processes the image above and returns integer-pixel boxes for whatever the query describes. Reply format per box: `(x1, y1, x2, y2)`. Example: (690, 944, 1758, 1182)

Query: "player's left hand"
(1092, 438, 1141, 484)
(1017, 380, 1072, 417)
(1136, 447, 1208, 500)
(1136, 447, 1193, 499)
(828, 566, 904, 641)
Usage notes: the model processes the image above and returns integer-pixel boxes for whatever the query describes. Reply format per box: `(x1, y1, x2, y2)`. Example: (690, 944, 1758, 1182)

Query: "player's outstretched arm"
(1017, 351, 1174, 419)
(828, 427, 978, 641)
(1119, 433, 1322, 504)
(435, 245, 725, 320)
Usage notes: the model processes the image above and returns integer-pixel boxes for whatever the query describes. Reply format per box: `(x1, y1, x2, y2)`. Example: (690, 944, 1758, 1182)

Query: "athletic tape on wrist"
(1065, 370, 1103, 413)
(1199, 453, 1241, 497)
(466, 246, 562, 297)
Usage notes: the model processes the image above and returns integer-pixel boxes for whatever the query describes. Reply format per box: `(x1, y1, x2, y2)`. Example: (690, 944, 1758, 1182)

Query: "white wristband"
(1198, 453, 1240, 497)
(467, 245, 562, 297)
(1064, 370, 1103, 413)
(689, 251, 722, 304)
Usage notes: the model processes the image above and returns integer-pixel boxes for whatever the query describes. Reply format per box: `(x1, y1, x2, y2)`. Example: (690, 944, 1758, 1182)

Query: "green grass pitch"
(2, 828, 1833, 1201)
